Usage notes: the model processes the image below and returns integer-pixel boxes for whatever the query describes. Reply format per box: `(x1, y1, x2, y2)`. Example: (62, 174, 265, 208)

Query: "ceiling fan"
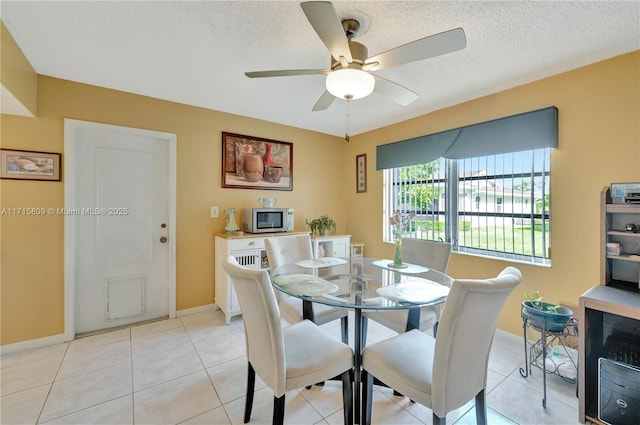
(245, 1, 466, 111)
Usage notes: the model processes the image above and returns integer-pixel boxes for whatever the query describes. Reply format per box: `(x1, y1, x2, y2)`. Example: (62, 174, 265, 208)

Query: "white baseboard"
(495, 328, 522, 344)
(1, 333, 71, 356)
(176, 303, 216, 317)
(2, 304, 217, 355)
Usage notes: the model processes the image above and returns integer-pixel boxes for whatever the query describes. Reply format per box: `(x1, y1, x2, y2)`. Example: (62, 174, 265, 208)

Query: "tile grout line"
(38, 328, 135, 424)
(4, 311, 580, 425)
(178, 315, 231, 424)
(182, 316, 214, 423)
(129, 327, 136, 425)
(34, 341, 70, 424)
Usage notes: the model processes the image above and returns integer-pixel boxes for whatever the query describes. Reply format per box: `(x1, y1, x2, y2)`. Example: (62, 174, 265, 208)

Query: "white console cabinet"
(214, 232, 308, 324)
(311, 235, 351, 259)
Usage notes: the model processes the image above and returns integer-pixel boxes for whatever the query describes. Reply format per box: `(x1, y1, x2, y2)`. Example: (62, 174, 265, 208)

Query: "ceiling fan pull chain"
(345, 94, 352, 143)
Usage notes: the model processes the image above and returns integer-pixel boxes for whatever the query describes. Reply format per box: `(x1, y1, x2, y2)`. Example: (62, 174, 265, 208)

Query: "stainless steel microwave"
(241, 208, 293, 233)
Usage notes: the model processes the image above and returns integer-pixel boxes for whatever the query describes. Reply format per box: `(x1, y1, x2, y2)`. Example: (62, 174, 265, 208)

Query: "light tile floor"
(1, 309, 583, 425)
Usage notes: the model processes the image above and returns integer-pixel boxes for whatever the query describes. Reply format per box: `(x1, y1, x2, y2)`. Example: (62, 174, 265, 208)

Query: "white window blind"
(385, 148, 551, 265)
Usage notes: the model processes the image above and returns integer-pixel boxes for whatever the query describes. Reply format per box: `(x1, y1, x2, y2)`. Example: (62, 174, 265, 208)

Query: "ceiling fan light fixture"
(326, 69, 375, 100)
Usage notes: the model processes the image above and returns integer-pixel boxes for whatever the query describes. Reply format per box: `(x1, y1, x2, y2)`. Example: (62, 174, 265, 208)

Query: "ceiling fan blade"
(366, 27, 466, 71)
(245, 69, 329, 78)
(301, 1, 352, 63)
(312, 90, 336, 111)
(373, 75, 419, 106)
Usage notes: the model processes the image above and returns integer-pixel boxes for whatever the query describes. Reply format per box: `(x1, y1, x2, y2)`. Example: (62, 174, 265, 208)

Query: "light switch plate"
(210, 206, 219, 218)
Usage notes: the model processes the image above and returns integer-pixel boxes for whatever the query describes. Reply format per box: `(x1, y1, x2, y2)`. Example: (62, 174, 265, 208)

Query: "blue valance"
(376, 106, 558, 170)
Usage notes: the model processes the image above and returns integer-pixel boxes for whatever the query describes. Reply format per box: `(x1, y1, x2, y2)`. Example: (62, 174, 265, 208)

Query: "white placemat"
(377, 280, 449, 304)
(273, 274, 339, 296)
(295, 257, 348, 269)
(372, 259, 429, 273)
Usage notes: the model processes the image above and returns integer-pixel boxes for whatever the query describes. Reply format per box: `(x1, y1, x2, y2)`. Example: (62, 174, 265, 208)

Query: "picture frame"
(356, 153, 367, 193)
(0, 149, 61, 181)
(222, 132, 293, 191)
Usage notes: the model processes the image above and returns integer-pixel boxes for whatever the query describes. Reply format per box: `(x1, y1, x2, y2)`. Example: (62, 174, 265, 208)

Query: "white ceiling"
(1, 1, 638, 137)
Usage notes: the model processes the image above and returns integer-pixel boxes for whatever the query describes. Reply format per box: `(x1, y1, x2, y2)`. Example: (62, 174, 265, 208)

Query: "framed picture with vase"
(221, 132, 293, 191)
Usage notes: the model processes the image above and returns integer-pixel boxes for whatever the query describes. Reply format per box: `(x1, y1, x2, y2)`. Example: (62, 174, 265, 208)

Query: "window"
(377, 106, 557, 264)
(384, 148, 551, 265)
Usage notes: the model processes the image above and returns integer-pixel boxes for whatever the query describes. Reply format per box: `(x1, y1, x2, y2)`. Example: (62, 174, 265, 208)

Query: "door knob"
(161, 223, 167, 228)
(160, 236, 168, 243)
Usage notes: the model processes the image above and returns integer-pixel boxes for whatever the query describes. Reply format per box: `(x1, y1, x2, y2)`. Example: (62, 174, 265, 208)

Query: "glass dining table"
(271, 256, 454, 424)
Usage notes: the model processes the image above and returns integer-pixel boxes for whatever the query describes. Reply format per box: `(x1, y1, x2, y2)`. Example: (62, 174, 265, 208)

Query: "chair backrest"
(264, 234, 314, 301)
(222, 255, 286, 395)
(401, 238, 452, 273)
(265, 234, 314, 269)
(431, 266, 522, 417)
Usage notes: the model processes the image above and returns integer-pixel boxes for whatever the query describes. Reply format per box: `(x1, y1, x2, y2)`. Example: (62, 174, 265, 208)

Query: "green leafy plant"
(522, 290, 573, 332)
(523, 290, 560, 313)
(306, 215, 336, 236)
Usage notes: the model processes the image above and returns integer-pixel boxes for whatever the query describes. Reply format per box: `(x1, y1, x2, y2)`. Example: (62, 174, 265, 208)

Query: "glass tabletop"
(271, 257, 453, 310)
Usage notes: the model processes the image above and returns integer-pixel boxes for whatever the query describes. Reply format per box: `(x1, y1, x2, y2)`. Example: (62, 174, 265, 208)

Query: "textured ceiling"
(1, 1, 639, 137)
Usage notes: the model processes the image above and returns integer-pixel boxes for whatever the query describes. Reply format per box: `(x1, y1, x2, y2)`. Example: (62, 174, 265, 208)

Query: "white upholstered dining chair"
(362, 238, 452, 340)
(265, 234, 349, 343)
(361, 266, 522, 425)
(222, 255, 354, 425)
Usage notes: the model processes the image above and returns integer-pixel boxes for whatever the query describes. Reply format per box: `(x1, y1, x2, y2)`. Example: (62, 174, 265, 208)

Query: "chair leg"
(341, 315, 349, 344)
(244, 362, 256, 423)
(341, 370, 353, 425)
(273, 394, 285, 425)
(362, 370, 374, 425)
(475, 388, 487, 425)
(433, 413, 446, 425)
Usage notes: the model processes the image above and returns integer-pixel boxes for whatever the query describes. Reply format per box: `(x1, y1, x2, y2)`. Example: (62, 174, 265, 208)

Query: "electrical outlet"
(210, 206, 219, 218)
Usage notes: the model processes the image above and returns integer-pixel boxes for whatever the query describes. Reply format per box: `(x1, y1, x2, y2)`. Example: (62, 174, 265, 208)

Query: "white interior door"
(65, 120, 176, 335)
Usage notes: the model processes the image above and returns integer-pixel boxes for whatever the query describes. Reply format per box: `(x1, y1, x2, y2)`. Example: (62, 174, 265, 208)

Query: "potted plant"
(306, 215, 336, 236)
(522, 290, 573, 332)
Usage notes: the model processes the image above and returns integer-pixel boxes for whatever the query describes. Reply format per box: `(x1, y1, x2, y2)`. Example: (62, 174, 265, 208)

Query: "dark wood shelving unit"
(578, 187, 640, 424)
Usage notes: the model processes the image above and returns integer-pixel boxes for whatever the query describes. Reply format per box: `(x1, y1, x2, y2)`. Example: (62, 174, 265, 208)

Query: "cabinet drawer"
(228, 238, 265, 251)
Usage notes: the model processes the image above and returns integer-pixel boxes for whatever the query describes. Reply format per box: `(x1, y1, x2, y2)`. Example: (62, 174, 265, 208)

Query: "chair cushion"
(363, 307, 438, 334)
(283, 320, 354, 391)
(279, 296, 348, 326)
(362, 329, 435, 406)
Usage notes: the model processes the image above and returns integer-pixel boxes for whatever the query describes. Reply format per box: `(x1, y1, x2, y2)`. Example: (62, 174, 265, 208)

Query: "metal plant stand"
(520, 308, 579, 408)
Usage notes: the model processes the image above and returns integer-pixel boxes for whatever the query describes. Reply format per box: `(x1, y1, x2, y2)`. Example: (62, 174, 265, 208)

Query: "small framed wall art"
(222, 132, 293, 191)
(0, 149, 62, 181)
(356, 153, 367, 193)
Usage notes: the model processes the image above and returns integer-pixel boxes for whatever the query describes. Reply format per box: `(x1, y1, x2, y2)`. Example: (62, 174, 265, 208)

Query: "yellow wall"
(1, 51, 638, 345)
(344, 51, 640, 335)
(0, 76, 345, 345)
(0, 21, 37, 116)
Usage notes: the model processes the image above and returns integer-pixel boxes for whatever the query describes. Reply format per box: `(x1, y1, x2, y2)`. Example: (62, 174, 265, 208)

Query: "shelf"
(584, 187, 640, 423)
(350, 242, 364, 257)
(606, 253, 640, 262)
(607, 279, 640, 293)
(606, 204, 640, 213)
(607, 230, 640, 237)
(602, 187, 640, 287)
